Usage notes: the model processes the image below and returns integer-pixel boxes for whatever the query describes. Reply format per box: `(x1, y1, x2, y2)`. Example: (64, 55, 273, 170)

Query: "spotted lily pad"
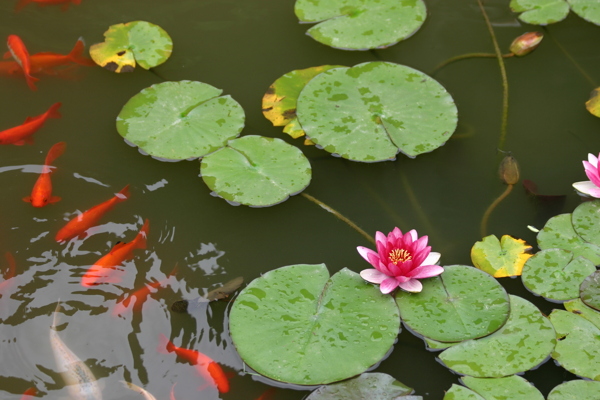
(564, 298, 600, 329)
(572, 200, 600, 245)
(471, 235, 533, 277)
(90, 21, 173, 72)
(396, 265, 509, 343)
(200, 135, 312, 207)
(521, 249, 596, 302)
(580, 270, 600, 311)
(116, 81, 244, 161)
(568, 0, 600, 24)
(228, 264, 400, 385)
(439, 295, 556, 377)
(461, 375, 544, 400)
(547, 380, 600, 400)
(443, 385, 485, 400)
(509, 0, 570, 25)
(305, 373, 416, 400)
(296, 62, 458, 162)
(294, 0, 426, 50)
(537, 213, 600, 265)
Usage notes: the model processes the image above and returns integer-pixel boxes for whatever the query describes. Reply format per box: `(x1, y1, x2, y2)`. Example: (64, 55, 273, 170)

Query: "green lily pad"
(116, 81, 245, 161)
(471, 235, 533, 278)
(509, 0, 570, 25)
(564, 298, 600, 330)
(396, 265, 509, 343)
(537, 213, 600, 265)
(547, 380, 600, 400)
(294, 0, 426, 51)
(568, 0, 600, 25)
(229, 264, 400, 385)
(572, 200, 600, 245)
(549, 309, 600, 380)
(90, 21, 173, 72)
(580, 270, 600, 311)
(521, 249, 596, 302)
(439, 295, 556, 377)
(462, 375, 544, 400)
(443, 385, 485, 400)
(424, 337, 461, 351)
(305, 373, 415, 400)
(295, 61, 458, 162)
(200, 135, 312, 207)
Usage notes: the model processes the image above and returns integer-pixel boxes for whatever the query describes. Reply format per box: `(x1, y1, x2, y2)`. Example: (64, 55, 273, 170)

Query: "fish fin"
(22, 196, 32, 203)
(52, 299, 61, 330)
(44, 141, 66, 165)
(68, 38, 96, 66)
(46, 102, 62, 119)
(47, 196, 61, 204)
(25, 74, 39, 91)
(134, 219, 149, 249)
(13, 139, 29, 146)
(14, 0, 32, 12)
(24, 116, 34, 123)
(157, 333, 175, 354)
(115, 184, 131, 201)
(3, 51, 11, 60)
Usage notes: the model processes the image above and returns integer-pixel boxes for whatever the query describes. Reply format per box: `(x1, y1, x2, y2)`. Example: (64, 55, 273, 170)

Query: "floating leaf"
(262, 65, 344, 140)
(572, 200, 600, 245)
(585, 88, 600, 118)
(461, 375, 544, 400)
(521, 249, 596, 302)
(296, 61, 458, 162)
(443, 385, 485, 400)
(116, 81, 244, 161)
(471, 235, 533, 277)
(509, 0, 570, 25)
(439, 295, 556, 377)
(580, 270, 600, 311)
(424, 337, 461, 351)
(396, 265, 509, 343)
(229, 264, 400, 385)
(200, 136, 312, 207)
(564, 298, 600, 329)
(537, 213, 600, 265)
(294, 0, 426, 50)
(547, 380, 600, 400)
(568, 0, 600, 25)
(305, 373, 415, 400)
(549, 309, 600, 380)
(90, 21, 173, 72)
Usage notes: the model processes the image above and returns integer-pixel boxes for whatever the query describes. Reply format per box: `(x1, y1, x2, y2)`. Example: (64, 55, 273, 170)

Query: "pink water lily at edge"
(572, 153, 600, 198)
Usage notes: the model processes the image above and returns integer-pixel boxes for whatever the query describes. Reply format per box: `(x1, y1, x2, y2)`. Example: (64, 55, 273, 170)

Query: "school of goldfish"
(1, 3, 268, 399)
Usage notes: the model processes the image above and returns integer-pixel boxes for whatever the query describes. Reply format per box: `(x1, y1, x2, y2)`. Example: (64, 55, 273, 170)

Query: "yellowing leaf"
(586, 87, 600, 118)
(470, 234, 533, 277)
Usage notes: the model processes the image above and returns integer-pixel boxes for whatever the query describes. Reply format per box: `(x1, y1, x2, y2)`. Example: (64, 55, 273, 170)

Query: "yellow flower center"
(389, 248, 412, 265)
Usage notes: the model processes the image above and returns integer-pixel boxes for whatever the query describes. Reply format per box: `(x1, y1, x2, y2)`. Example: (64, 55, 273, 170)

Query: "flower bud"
(499, 154, 520, 185)
(509, 32, 543, 56)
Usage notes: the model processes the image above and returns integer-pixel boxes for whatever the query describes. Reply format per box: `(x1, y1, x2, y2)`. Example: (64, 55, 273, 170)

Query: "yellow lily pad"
(471, 234, 533, 277)
(586, 88, 600, 118)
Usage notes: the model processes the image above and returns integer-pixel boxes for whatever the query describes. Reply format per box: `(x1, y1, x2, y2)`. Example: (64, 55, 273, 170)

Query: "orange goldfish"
(158, 334, 230, 393)
(15, 0, 81, 12)
(5, 35, 38, 90)
(20, 387, 37, 400)
(81, 219, 149, 287)
(0, 102, 61, 145)
(0, 252, 17, 293)
(23, 141, 66, 207)
(55, 184, 130, 242)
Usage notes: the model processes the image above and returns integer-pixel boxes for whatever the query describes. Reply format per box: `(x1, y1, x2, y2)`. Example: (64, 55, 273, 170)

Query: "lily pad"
(568, 0, 600, 25)
(294, 0, 426, 50)
(262, 65, 344, 139)
(564, 298, 600, 329)
(200, 135, 312, 207)
(572, 200, 600, 245)
(424, 337, 461, 351)
(439, 295, 556, 377)
(586, 88, 600, 118)
(296, 62, 458, 162)
(228, 264, 400, 385)
(521, 249, 596, 302)
(537, 213, 600, 265)
(470, 235, 533, 278)
(116, 81, 245, 161)
(549, 309, 600, 380)
(547, 380, 600, 400)
(509, 0, 570, 25)
(90, 21, 173, 72)
(396, 265, 510, 343)
(461, 375, 544, 400)
(443, 385, 485, 400)
(580, 270, 600, 311)
(305, 373, 416, 400)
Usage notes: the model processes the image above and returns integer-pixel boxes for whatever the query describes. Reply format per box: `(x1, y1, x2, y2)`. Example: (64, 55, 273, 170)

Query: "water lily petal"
(357, 246, 378, 264)
(422, 251, 441, 265)
(398, 279, 422, 293)
(412, 235, 429, 253)
(408, 264, 444, 279)
(380, 277, 400, 294)
(588, 153, 599, 167)
(360, 268, 389, 284)
(407, 229, 418, 241)
(573, 181, 600, 198)
(583, 161, 600, 187)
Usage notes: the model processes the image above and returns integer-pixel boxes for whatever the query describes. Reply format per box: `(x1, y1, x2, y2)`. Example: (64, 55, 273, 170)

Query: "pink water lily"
(572, 153, 600, 198)
(357, 228, 443, 294)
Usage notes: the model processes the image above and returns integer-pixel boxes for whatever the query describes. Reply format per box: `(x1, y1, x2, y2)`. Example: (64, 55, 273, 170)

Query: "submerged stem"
(301, 192, 375, 246)
(432, 52, 513, 75)
(480, 184, 513, 237)
(543, 27, 597, 88)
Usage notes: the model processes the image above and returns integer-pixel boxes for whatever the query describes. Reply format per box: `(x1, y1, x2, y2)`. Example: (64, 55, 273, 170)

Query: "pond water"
(1, 0, 599, 399)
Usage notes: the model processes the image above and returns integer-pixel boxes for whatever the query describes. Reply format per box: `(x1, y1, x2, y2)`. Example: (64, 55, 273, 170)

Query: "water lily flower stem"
(432, 52, 513, 74)
(480, 184, 513, 237)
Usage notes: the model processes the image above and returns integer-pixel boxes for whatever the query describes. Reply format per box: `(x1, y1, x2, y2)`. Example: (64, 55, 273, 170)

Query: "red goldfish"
(20, 387, 37, 400)
(0, 102, 61, 145)
(81, 219, 149, 287)
(55, 184, 130, 242)
(5, 35, 38, 90)
(15, 0, 81, 12)
(158, 334, 230, 393)
(23, 141, 66, 207)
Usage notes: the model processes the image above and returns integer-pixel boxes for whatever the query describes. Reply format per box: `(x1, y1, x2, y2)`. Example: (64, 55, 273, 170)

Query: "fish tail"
(115, 184, 131, 202)
(134, 219, 150, 249)
(157, 333, 176, 354)
(46, 102, 62, 119)
(208, 362, 230, 393)
(14, 0, 32, 12)
(25, 73, 39, 91)
(44, 141, 66, 167)
(52, 299, 61, 330)
(68, 37, 96, 66)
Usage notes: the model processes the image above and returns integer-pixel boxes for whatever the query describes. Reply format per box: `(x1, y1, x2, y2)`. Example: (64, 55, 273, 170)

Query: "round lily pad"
(116, 81, 245, 161)
(396, 265, 510, 343)
(572, 200, 600, 245)
(568, 0, 600, 25)
(580, 270, 600, 311)
(305, 373, 414, 400)
(564, 298, 600, 329)
(90, 21, 173, 72)
(200, 135, 312, 207)
(443, 385, 485, 400)
(296, 62, 458, 162)
(294, 0, 426, 50)
(439, 295, 556, 378)
(471, 235, 533, 278)
(509, 0, 570, 25)
(521, 249, 596, 302)
(547, 380, 600, 400)
(228, 264, 400, 385)
(537, 213, 600, 265)
(461, 375, 544, 400)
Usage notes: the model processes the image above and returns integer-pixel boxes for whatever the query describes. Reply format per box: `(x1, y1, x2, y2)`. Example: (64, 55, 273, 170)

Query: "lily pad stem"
(301, 192, 375, 246)
(480, 184, 513, 237)
(432, 52, 513, 74)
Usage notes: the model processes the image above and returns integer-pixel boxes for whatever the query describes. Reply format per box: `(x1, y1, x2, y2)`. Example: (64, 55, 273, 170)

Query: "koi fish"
(23, 141, 66, 207)
(0, 102, 61, 145)
(29, 37, 96, 72)
(20, 387, 37, 400)
(5, 35, 39, 90)
(81, 219, 149, 287)
(0, 252, 17, 293)
(50, 301, 102, 400)
(121, 381, 156, 400)
(55, 184, 130, 242)
(158, 334, 230, 393)
(15, 0, 81, 12)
